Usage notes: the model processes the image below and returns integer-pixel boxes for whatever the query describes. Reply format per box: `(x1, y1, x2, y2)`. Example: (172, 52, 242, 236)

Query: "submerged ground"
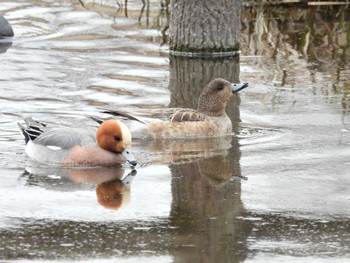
(0, 0, 350, 262)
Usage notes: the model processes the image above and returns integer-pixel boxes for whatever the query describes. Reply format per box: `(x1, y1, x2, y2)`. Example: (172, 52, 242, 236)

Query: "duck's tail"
(18, 117, 46, 144)
(102, 110, 147, 125)
(87, 115, 107, 125)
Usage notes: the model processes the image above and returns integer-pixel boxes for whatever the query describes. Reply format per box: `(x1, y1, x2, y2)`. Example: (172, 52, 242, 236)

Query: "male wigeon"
(105, 78, 248, 139)
(18, 117, 137, 166)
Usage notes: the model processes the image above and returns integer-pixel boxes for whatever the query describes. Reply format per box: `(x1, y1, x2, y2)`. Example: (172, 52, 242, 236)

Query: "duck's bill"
(122, 148, 137, 166)
(122, 170, 137, 188)
(231, 82, 249, 93)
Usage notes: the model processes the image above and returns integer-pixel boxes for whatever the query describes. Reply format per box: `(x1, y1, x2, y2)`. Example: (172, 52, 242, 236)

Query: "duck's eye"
(216, 83, 224, 91)
(114, 135, 121, 141)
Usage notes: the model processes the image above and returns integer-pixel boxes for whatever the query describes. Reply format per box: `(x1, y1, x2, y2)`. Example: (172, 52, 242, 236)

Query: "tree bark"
(170, 0, 241, 56)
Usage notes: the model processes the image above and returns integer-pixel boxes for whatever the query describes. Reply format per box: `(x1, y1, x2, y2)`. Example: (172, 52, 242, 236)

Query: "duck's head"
(197, 78, 248, 116)
(95, 170, 135, 210)
(96, 119, 137, 166)
(96, 179, 130, 210)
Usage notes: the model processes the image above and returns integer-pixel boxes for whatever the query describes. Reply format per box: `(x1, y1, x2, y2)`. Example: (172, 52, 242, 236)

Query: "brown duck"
(104, 78, 248, 139)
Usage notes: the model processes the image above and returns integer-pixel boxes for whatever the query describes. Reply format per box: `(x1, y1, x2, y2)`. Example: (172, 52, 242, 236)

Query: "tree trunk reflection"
(167, 55, 249, 262)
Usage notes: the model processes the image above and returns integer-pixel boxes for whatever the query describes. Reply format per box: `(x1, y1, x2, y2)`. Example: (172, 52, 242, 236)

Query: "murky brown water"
(1, 0, 350, 262)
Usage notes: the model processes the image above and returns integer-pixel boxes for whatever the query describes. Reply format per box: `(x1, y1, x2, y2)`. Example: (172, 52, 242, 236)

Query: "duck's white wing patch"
(46, 145, 62, 151)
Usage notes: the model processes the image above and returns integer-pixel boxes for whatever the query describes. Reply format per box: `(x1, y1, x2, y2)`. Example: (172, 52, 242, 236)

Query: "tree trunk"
(170, 0, 241, 56)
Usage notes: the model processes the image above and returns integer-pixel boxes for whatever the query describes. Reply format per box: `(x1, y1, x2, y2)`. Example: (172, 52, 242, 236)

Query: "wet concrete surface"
(0, 0, 350, 262)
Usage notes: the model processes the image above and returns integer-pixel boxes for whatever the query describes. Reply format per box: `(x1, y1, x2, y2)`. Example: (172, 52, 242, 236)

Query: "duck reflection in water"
(0, 16, 13, 54)
(135, 134, 244, 185)
(0, 40, 12, 54)
(21, 165, 136, 211)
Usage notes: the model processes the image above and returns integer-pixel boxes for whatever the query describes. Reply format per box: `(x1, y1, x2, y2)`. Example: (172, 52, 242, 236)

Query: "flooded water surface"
(1, 0, 350, 262)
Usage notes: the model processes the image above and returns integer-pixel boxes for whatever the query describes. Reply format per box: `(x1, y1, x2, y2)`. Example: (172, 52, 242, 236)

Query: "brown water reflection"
(0, 1, 350, 262)
(22, 166, 135, 210)
(169, 138, 246, 263)
(241, 3, 350, 89)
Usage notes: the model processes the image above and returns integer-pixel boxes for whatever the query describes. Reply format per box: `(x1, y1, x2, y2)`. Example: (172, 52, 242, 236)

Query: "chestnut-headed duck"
(104, 78, 248, 139)
(18, 117, 137, 166)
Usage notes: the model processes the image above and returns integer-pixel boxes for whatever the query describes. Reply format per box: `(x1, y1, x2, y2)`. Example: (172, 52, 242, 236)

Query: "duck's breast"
(62, 145, 126, 166)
